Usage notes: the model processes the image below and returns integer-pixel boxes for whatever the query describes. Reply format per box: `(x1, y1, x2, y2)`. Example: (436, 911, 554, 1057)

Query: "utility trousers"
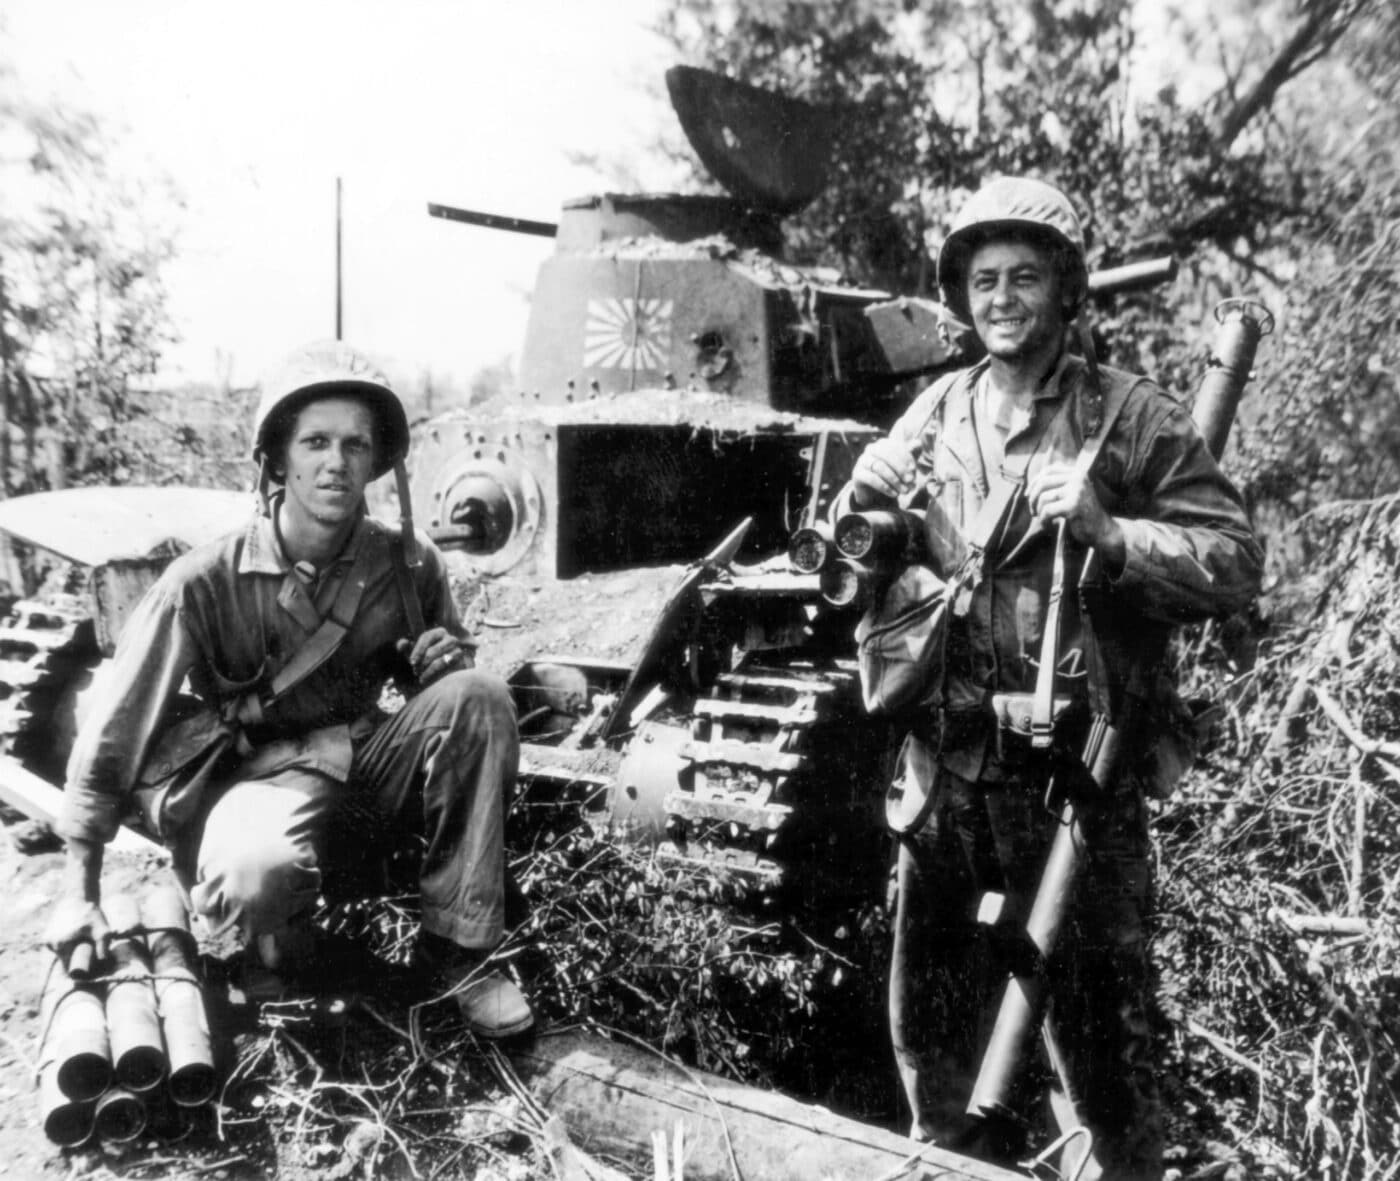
(183, 669, 518, 952)
(889, 760, 1164, 1181)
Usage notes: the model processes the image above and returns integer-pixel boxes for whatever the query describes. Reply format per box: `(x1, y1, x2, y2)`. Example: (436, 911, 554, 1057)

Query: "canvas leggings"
(182, 669, 518, 952)
(889, 762, 1164, 1181)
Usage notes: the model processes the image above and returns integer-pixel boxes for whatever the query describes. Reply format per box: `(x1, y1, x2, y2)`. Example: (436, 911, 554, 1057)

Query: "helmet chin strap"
(256, 455, 276, 517)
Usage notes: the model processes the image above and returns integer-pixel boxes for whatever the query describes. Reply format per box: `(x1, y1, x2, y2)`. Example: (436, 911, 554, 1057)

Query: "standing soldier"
(843, 177, 1262, 1177)
(43, 340, 533, 1039)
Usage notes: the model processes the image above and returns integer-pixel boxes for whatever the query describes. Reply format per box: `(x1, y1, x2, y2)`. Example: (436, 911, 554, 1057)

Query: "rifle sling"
(1029, 371, 1134, 748)
(391, 533, 427, 641)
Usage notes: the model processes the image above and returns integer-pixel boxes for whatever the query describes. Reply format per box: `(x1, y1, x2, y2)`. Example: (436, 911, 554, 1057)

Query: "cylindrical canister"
(93, 1086, 148, 1145)
(787, 521, 835, 573)
(834, 509, 925, 566)
(144, 885, 216, 1107)
(819, 557, 874, 609)
(38, 1064, 94, 1147)
(1193, 299, 1273, 462)
(104, 894, 167, 1093)
(37, 954, 112, 1103)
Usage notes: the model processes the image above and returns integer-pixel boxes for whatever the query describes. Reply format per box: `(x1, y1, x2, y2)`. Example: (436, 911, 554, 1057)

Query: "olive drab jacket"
(56, 510, 464, 847)
(837, 350, 1264, 790)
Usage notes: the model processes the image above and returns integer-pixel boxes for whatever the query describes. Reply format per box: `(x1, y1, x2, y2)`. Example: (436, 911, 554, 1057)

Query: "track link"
(0, 595, 98, 762)
(657, 660, 863, 893)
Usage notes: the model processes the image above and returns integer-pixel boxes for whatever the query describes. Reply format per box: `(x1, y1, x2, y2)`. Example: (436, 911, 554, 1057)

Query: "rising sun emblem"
(583, 297, 674, 371)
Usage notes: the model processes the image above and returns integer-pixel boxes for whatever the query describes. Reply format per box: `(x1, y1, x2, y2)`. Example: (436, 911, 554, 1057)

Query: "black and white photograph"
(0, 2, 1394, 1178)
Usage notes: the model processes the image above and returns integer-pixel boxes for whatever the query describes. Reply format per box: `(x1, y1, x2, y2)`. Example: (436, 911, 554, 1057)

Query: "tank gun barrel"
(866, 255, 1180, 382)
(428, 202, 558, 239)
(1086, 255, 1177, 296)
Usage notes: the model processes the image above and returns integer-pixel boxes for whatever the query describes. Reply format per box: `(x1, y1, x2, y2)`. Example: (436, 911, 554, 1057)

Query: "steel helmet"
(252, 340, 410, 481)
(936, 176, 1088, 328)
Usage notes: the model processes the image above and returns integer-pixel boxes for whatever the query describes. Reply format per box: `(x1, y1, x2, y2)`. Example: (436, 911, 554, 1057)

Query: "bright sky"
(4, 0, 683, 391)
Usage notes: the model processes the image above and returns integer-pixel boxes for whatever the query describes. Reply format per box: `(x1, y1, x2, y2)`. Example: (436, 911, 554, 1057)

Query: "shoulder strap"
(895, 366, 979, 511)
(1030, 369, 1139, 746)
(232, 540, 375, 727)
(916, 366, 974, 438)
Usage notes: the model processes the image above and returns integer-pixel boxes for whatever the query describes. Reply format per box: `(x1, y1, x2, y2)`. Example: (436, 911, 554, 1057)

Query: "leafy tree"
(657, 0, 1393, 507)
(0, 62, 181, 493)
(659, 2, 1331, 278)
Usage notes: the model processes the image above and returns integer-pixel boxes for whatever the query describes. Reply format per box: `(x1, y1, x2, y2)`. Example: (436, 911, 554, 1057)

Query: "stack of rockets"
(37, 883, 216, 1147)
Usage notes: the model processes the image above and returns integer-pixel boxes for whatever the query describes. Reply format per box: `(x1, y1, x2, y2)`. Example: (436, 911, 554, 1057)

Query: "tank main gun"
(427, 203, 558, 239)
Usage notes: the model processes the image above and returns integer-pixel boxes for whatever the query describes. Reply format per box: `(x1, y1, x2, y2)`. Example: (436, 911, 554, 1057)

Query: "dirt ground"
(0, 566, 684, 1178)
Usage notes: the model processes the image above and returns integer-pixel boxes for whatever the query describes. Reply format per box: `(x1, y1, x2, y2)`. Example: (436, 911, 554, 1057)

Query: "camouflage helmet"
(252, 340, 410, 481)
(936, 176, 1088, 328)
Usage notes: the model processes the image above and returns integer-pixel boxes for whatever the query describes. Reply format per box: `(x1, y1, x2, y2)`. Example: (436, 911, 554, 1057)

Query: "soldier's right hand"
(851, 437, 918, 505)
(43, 896, 110, 965)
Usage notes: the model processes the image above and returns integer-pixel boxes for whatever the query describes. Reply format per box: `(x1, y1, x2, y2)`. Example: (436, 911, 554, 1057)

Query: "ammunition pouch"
(989, 691, 1091, 773)
(132, 707, 245, 844)
(990, 691, 1075, 743)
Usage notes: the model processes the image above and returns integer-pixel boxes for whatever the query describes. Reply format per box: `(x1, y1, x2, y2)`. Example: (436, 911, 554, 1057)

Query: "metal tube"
(144, 886, 216, 1107)
(1086, 256, 1177, 296)
(1193, 298, 1275, 461)
(819, 557, 873, 608)
(833, 510, 919, 564)
(93, 1087, 147, 1145)
(968, 802, 1086, 1119)
(38, 1065, 93, 1147)
(66, 942, 95, 982)
(104, 894, 167, 1093)
(788, 521, 835, 573)
(427, 202, 559, 239)
(967, 721, 1121, 1120)
(37, 954, 112, 1103)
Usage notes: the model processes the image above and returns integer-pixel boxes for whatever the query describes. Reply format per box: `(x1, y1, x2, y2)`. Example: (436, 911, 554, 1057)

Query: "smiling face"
(277, 395, 377, 532)
(966, 237, 1069, 367)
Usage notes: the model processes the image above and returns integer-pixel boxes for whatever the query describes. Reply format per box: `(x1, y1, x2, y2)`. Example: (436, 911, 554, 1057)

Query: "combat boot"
(416, 933, 534, 1039)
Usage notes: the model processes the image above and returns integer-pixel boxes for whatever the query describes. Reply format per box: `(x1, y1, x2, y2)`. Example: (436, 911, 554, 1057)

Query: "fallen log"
(0, 756, 161, 856)
(512, 1029, 1025, 1181)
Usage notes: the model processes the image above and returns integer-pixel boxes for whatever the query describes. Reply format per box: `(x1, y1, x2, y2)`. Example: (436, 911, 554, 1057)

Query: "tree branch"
(1313, 683, 1400, 761)
(1216, 0, 1373, 150)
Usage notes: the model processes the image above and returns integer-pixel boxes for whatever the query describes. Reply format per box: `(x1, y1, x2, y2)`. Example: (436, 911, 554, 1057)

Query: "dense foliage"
(0, 62, 194, 494)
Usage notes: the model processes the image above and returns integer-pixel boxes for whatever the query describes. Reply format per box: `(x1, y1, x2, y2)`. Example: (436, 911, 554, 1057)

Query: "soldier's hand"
(43, 895, 110, 965)
(851, 437, 918, 506)
(397, 627, 475, 685)
(1027, 462, 1126, 569)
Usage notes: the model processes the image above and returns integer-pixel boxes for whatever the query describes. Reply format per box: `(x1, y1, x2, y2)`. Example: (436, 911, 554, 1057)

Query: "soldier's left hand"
(1027, 462, 1124, 558)
(397, 627, 475, 685)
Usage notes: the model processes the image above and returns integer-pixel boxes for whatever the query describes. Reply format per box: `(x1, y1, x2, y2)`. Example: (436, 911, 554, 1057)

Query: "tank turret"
(413, 67, 914, 580)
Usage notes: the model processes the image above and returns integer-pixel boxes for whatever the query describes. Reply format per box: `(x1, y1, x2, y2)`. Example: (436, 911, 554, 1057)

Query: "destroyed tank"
(408, 67, 1176, 907)
(410, 67, 921, 907)
(0, 487, 249, 823)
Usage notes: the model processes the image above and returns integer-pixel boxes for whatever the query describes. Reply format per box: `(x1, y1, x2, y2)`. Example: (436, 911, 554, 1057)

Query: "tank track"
(0, 594, 99, 774)
(657, 655, 887, 901)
